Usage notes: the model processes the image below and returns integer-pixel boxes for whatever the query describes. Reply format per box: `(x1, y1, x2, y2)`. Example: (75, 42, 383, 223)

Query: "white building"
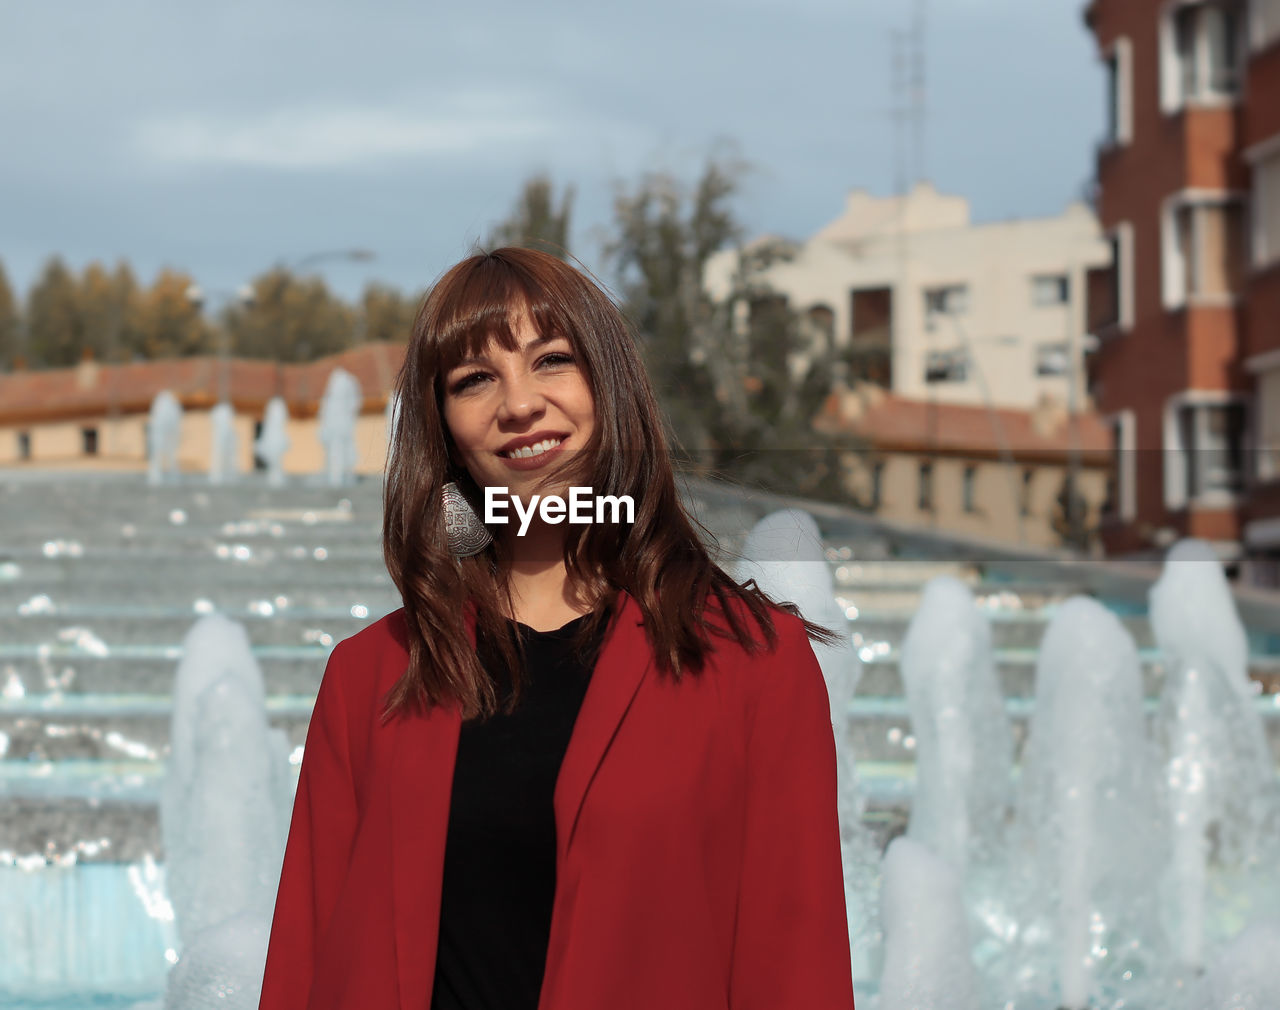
(705, 182, 1113, 412)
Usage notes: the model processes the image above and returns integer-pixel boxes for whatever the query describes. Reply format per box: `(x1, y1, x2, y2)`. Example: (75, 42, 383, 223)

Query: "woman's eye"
(539, 352, 576, 368)
(449, 371, 488, 394)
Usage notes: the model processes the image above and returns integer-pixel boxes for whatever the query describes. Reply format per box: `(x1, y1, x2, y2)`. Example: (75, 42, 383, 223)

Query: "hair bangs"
(427, 254, 583, 384)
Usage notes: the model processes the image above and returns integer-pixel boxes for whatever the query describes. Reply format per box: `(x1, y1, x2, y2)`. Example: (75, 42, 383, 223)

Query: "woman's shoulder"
(321, 607, 412, 699)
(701, 590, 815, 669)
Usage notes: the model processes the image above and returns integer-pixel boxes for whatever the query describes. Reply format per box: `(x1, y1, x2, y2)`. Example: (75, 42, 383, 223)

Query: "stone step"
(0, 761, 918, 865)
(0, 555, 395, 585)
(856, 652, 1280, 699)
(0, 612, 379, 649)
(0, 584, 401, 614)
(2, 521, 386, 551)
(829, 559, 980, 586)
(834, 582, 1090, 615)
(0, 648, 330, 696)
(851, 611, 1156, 650)
(4, 694, 1280, 765)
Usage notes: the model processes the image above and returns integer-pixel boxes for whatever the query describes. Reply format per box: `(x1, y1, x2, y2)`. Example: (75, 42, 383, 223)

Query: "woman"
(259, 247, 856, 1010)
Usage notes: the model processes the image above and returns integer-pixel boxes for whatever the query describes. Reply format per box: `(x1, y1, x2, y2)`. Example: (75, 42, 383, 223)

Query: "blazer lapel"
(390, 618, 465, 1010)
(553, 591, 650, 862)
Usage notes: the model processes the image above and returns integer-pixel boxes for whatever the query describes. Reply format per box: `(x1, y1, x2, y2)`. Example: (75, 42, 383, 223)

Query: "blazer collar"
(389, 590, 650, 1010)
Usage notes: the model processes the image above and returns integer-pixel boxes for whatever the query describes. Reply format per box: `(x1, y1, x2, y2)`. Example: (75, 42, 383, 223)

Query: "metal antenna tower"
(889, 0, 928, 194)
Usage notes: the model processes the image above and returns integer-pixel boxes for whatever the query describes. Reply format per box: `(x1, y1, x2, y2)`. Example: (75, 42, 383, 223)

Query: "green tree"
(603, 153, 743, 454)
(25, 257, 83, 367)
(704, 246, 860, 499)
(224, 268, 355, 361)
(78, 260, 140, 363)
(605, 153, 859, 500)
(132, 268, 212, 359)
(488, 174, 575, 257)
(0, 259, 17, 370)
(359, 282, 420, 343)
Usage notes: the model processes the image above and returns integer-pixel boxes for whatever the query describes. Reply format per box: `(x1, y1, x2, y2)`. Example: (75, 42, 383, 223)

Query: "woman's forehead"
(440, 306, 572, 368)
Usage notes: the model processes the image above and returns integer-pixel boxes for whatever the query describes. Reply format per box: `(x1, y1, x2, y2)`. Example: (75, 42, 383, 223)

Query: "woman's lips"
(497, 437, 568, 471)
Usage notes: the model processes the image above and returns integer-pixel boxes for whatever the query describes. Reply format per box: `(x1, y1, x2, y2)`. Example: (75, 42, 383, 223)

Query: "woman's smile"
(442, 314, 595, 495)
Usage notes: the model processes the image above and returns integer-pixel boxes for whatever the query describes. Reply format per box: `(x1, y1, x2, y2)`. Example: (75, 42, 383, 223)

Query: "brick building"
(1085, 0, 1280, 580)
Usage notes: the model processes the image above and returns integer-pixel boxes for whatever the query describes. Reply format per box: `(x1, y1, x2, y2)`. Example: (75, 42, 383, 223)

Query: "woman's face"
(440, 312, 595, 501)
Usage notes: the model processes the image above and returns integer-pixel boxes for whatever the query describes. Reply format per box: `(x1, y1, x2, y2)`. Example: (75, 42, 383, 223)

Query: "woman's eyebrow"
(450, 334, 562, 371)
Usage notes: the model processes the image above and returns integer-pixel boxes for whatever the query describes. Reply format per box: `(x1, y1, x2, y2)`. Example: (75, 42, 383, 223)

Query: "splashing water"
(254, 397, 291, 488)
(317, 367, 362, 487)
(898, 574, 1012, 876)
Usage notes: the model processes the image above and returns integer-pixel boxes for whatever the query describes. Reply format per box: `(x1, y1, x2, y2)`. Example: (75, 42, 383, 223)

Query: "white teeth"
(506, 438, 562, 459)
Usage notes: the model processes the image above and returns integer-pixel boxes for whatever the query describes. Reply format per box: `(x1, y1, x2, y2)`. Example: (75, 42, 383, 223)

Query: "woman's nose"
(496, 373, 546, 424)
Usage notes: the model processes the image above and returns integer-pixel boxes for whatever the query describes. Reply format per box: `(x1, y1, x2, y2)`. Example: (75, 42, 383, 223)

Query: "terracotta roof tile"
(816, 387, 1113, 463)
(0, 344, 409, 425)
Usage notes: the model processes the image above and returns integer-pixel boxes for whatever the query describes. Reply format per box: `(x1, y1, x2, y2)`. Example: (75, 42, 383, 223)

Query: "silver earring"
(442, 482, 493, 557)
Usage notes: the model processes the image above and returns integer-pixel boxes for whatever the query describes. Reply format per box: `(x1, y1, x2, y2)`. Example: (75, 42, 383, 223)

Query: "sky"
(0, 0, 1103, 305)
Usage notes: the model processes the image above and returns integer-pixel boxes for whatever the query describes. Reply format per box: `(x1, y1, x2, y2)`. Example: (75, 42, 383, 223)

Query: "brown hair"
(382, 247, 834, 719)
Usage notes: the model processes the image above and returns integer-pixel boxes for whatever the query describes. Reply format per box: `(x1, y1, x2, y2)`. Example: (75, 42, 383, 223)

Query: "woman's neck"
(501, 522, 594, 632)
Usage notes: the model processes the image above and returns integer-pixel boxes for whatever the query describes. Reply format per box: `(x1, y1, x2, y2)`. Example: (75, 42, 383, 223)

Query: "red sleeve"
(728, 616, 856, 1010)
(259, 641, 359, 1010)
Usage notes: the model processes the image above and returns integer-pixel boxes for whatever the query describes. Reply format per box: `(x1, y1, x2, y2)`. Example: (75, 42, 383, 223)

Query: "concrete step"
(0, 612, 379, 649)
(850, 610, 1156, 650)
(0, 647, 331, 696)
(5, 693, 1280, 765)
(0, 584, 401, 613)
(856, 652, 1280, 699)
(0, 555, 394, 585)
(0, 763, 917, 865)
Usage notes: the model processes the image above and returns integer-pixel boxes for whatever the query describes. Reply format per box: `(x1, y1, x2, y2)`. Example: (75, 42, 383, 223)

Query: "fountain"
(160, 614, 292, 1007)
(317, 367, 362, 487)
(878, 836, 981, 1010)
(5, 476, 1280, 1008)
(734, 509, 880, 973)
(1188, 919, 1280, 1010)
(207, 403, 239, 486)
(999, 596, 1164, 1008)
(1149, 540, 1279, 970)
(254, 397, 291, 488)
(147, 391, 183, 485)
(897, 575, 1012, 875)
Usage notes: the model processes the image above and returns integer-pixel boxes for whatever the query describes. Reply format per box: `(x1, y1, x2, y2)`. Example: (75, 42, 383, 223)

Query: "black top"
(430, 612, 604, 1010)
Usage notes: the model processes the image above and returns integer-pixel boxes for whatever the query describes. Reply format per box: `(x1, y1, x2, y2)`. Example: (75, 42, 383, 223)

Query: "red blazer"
(259, 591, 855, 1010)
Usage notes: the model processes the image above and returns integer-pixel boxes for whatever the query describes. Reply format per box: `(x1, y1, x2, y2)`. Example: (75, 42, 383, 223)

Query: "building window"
(17, 431, 32, 461)
(1020, 468, 1035, 517)
(1253, 149, 1280, 270)
(917, 461, 934, 512)
(1087, 223, 1134, 334)
(1162, 195, 1247, 306)
(1165, 398, 1246, 506)
(925, 347, 969, 383)
(962, 465, 978, 512)
(849, 286, 893, 388)
(1162, 1, 1243, 111)
(1103, 38, 1134, 145)
(1253, 0, 1280, 50)
(1256, 367, 1280, 481)
(1035, 343, 1071, 377)
(1031, 275, 1070, 307)
(1102, 411, 1138, 520)
(81, 427, 99, 456)
(869, 460, 884, 511)
(923, 284, 969, 320)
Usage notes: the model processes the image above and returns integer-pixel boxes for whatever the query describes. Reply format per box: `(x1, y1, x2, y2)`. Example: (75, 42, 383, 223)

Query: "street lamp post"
(185, 283, 255, 406)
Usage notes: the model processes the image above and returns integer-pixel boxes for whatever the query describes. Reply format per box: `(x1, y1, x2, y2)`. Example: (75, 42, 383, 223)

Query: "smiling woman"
(259, 247, 857, 1010)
